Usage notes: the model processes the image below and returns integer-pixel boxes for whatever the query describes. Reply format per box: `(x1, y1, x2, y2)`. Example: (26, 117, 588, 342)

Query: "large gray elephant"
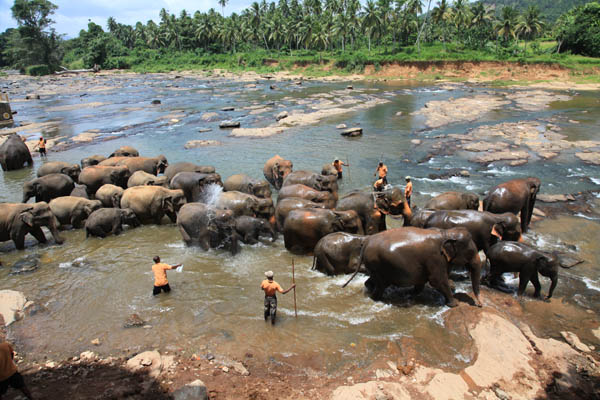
(127, 171, 168, 187)
(109, 146, 139, 158)
(277, 184, 337, 209)
(312, 232, 367, 275)
(100, 155, 168, 175)
(164, 162, 216, 183)
(223, 174, 272, 199)
(120, 186, 186, 224)
(263, 155, 293, 189)
(176, 203, 240, 254)
(0, 202, 64, 249)
(283, 208, 364, 254)
(78, 165, 131, 195)
(37, 161, 81, 182)
(81, 155, 107, 168)
(235, 216, 277, 244)
(425, 191, 479, 211)
(336, 188, 412, 235)
(487, 242, 558, 299)
(483, 177, 541, 233)
(23, 174, 75, 203)
(0, 134, 32, 171)
(70, 184, 89, 199)
(282, 170, 338, 198)
(274, 198, 327, 232)
(343, 227, 482, 307)
(95, 184, 124, 208)
(405, 207, 436, 228)
(321, 163, 338, 177)
(214, 191, 275, 224)
(48, 196, 102, 229)
(169, 172, 223, 203)
(85, 208, 140, 237)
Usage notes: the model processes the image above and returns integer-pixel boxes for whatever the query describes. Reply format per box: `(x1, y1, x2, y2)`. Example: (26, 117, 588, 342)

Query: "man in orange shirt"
(0, 342, 33, 399)
(260, 271, 295, 325)
(152, 256, 182, 296)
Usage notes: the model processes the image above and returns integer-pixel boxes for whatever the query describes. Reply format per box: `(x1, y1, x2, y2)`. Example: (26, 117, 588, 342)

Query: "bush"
(26, 65, 51, 76)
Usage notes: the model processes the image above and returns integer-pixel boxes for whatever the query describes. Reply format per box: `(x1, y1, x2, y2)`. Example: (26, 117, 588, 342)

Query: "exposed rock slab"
(229, 127, 285, 138)
(575, 152, 600, 165)
(219, 121, 240, 128)
(0, 290, 27, 326)
(184, 140, 222, 149)
(413, 95, 510, 129)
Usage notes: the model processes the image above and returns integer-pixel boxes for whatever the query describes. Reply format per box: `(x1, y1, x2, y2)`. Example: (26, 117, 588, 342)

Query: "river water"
(1, 73, 599, 372)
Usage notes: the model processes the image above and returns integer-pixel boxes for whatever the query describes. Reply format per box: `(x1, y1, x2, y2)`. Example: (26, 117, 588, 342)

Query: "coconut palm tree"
(516, 5, 545, 55)
(362, 0, 381, 53)
(494, 6, 518, 43)
(218, 0, 228, 17)
(432, 0, 451, 49)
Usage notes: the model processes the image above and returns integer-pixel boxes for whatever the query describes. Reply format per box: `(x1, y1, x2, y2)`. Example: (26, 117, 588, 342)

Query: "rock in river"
(124, 314, 146, 328)
(172, 379, 208, 400)
(184, 140, 222, 149)
(219, 121, 240, 129)
(276, 111, 288, 121)
(0, 290, 27, 326)
(341, 127, 363, 137)
(221, 106, 235, 111)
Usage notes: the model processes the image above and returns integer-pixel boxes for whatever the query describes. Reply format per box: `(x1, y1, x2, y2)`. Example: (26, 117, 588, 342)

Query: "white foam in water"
(455, 353, 472, 363)
(574, 213, 600, 221)
(582, 278, 600, 291)
(167, 242, 185, 248)
(201, 184, 223, 205)
(591, 177, 600, 185)
(59, 256, 85, 268)
(483, 166, 516, 176)
(422, 307, 449, 326)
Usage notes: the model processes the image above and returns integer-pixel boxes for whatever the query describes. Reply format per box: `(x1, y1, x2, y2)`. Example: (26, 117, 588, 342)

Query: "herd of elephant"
(0, 132, 559, 308)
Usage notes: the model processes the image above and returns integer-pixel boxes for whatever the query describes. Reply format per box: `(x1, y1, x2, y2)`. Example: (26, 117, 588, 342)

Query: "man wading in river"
(332, 158, 348, 180)
(261, 271, 295, 325)
(152, 256, 181, 296)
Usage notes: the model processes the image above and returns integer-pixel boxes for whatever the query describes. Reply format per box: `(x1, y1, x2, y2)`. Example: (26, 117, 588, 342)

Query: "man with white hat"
(260, 270, 296, 325)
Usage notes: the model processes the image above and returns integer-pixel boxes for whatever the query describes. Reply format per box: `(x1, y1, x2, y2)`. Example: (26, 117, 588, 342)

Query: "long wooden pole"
(292, 258, 297, 318)
(346, 154, 352, 183)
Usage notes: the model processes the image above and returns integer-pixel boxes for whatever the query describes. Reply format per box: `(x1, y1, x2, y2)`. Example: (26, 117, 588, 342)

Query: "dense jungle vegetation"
(1, 0, 599, 76)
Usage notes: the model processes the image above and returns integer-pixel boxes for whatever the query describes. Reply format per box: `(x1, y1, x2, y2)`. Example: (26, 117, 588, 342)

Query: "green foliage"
(479, 0, 592, 23)
(556, 2, 600, 57)
(25, 64, 50, 75)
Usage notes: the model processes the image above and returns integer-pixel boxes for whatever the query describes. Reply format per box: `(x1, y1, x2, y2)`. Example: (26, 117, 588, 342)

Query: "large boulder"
(0, 290, 27, 326)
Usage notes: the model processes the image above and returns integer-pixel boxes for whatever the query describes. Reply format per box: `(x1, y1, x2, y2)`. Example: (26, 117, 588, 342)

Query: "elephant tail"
(341, 240, 366, 288)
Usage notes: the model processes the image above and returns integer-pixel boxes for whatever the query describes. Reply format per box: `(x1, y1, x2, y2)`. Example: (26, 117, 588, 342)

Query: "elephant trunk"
(230, 231, 240, 255)
(469, 253, 482, 307)
(547, 273, 558, 300)
(270, 227, 278, 242)
(46, 216, 64, 245)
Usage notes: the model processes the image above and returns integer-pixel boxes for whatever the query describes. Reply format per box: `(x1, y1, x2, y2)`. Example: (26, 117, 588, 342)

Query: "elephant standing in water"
(0, 202, 64, 249)
(487, 242, 558, 299)
(177, 203, 240, 254)
(0, 134, 32, 171)
(343, 227, 482, 307)
(78, 165, 131, 195)
(127, 171, 168, 187)
(274, 198, 327, 231)
(425, 191, 479, 211)
(215, 191, 275, 225)
(235, 216, 277, 244)
(109, 146, 139, 158)
(49, 197, 102, 229)
(95, 184, 124, 208)
(169, 172, 223, 202)
(263, 155, 293, 189)
(23, 174, 75, 203)
(85, 208, 140, 237)
(81, 155, 107, 168)
(312, 232, 367, 275)
(37, 161, 81, 182)
(100, 155, 168, 175)
(223, 174, 272, 199)
(120, 186, 186, 224)
(164, 162, 216, 183)
(277, 184, 337, 209)
(282, 170, 338, 199)
(483, 177, 541, 233)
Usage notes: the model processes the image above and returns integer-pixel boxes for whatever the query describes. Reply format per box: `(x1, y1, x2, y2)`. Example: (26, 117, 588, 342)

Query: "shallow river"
(1, 73, 599, 372)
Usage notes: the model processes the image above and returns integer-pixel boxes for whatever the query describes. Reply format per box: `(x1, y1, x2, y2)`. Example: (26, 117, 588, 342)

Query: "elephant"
(85, 208, 140, 237)
(48, 196, 102, 229)
(283, 208, 364, 254)
(274, 198, 327, 232)
(176, 203, 240, 254)
(0, 134, 33, 171)
(425, 191, 479, 211)
(109, 146, 139, 158)
(100, 155, 168, 175)
(164, 162, 216, 183)
(483, 177, 541, 233)
(405, 207, 436, 228)
(422, 210, 522, 256)
(127, 171, 168, 188)
(263, 155, 293, 189)
(37, 161, 81, 182)
(95, 184, 124, 208)
(277, 184, 337, 209)
(23, 174, 75, 203)
(214, 191, 275, 224)
(336, 188, 412, 235)
(70, 184, 89, 199)
(169, 172, 223, 203)
(282, 170, 338, 198)
(487, 242, 558, 299)
(0, 202, 64, 250)
(235, 215, 277, 244)
(223, 174, 272, 199)
(81, 155, 107, 168)
(78, 165, 131, 195)
(312, 232, 367, 275)
(343, 227, 482, 307)
(120, 186, 186, 224)
(321, 163, 338, 177)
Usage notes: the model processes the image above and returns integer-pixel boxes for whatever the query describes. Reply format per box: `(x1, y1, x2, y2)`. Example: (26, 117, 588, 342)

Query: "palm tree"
(516, 5, 544, 55)
(362, 0, 381, 53)
(451, 0, 472, 42)
(415, 0, 433, 54)
(494, 6, 518, 43)
(432, 0, 451, 49)
(218, 0, 228, 17)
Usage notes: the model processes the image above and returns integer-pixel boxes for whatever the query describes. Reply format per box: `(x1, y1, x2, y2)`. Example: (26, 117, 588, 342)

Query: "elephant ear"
(441, 239, 457, 263)
(19, 209, 35, 227)
(162, 197, 174, 212)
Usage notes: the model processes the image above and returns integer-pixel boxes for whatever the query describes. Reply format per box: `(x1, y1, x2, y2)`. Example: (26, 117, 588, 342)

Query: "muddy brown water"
(1, 74, 599, 373)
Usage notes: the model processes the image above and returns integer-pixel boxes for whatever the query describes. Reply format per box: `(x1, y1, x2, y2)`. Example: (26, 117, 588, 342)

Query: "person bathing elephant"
(120, 186, 186, 225)
(0, 202, 64, 250)
(487, 242, 558, 300)
(164, 162, 216, 183)
(169, 172, 223, 203)
(78, 165, 131, 195)
(483, 177, 541, 233)
(312, 232, 367, 275)
(48, 196, 102, 229)
(223, 174, 272, 199)
(0, 134, 33, 171)
(277, 184, 337, 209)
(343, 227, 482, 307)
(425, 191, 479, 211)
(263, 155, 293, 189)
(274, 198, 327, 232)
(85, 208, 140, 238)
(95, 184, 124, 208)
(22, 174, 75, 203)
(283, 208, 363, 254)
(37, 161, 81, 182)
(235, 216, 277, 244)
(176, 203, 240, 254)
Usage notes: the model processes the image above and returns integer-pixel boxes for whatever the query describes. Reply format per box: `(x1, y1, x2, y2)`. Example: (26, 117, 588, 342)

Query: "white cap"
(405, 176, 411, 180)
(265, 271, 274, 278)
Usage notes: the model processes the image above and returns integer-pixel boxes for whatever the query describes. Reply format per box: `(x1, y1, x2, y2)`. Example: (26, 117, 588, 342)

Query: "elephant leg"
(11, 231, 27, 250)
(412, 284, 425, 295)
(166, 211, 177, 224)
(244, 234, 258, 245)
(178, 225, 193, 245)
(199, 236, 211, 251)
(530, 272, 542, 298)
(517, 272, 532, 297)
(377, 214, 387, 232)
(319, 254, 337, 275)
(429, 275, 457, 307)
(30, 226, 48, 244)
(366, 275, 385, 300)
(112, 220, 123, 235)
(520, 204, 529, 233)
(71, 214, 84, 229)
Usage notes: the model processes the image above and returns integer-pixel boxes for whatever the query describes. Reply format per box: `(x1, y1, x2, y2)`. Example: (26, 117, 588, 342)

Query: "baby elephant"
(487, 242, 559, 299)
(85, 208, 140, 237)
(49, 197, 102, 229)
(235, 216, 277, 244)
(312, 232, 366, 275)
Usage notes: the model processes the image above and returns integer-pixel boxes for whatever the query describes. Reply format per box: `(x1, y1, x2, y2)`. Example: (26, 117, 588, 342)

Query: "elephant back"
(165, 162, 216, 183)
(95, 184, 124, 207)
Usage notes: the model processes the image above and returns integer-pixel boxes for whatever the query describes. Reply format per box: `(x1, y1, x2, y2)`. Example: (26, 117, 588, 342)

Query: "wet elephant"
(277, 184, 337, 209)
(274, 198, 327, 232)
(282, 170, 338, 199)
(321, 163, 338, 177)
(169, 172, 223, 203)
(263, 155, 293, 189)
(0, 134, 33, 171)
(425, 191, 479, 211)
(235, 215, 277, 244)
(81, 155, 107, 168)
(23, 174, 75, 203)
(95, 184, 124, 208)
(405, 207, 436, 228)
(0, 202, 64, 249)
(70, 184, 89, 199)
(176, 203, 240, 254)
(37, 161, 81, 182)
(100, 155, 168, 175)
(312, 232, 367, 275)
(109, 146, 139, 158)
(127, 171, 168, 188)
(48, 197, 102, 229)
(343, 227, 482, 307)
(78, 165, 131, 195)
(487, 242, 558, 299)
(85, 208, 140, 238)
(483, 177, 541, 233)
(422, 210, 522, 256)
(121, 186, 186, 224)
(215, 191, 275, 224)
(164, 162, 216, 183)
(283, 208, 364, 254)
(223, 174, 272, 199)
(336, 188, 412, 235)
